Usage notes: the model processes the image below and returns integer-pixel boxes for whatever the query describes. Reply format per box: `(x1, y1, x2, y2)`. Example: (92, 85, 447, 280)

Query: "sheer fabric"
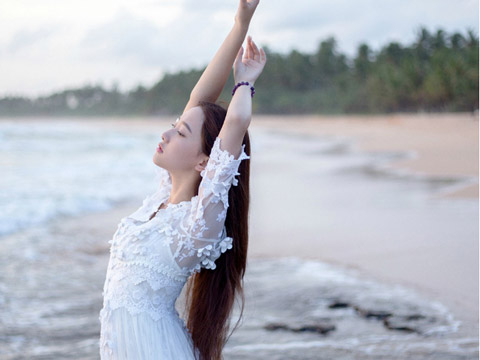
(99, 137, 249, 359)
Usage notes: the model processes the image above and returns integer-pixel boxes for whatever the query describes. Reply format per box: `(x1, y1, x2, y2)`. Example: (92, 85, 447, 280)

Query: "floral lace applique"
(167, 137, 249, 272)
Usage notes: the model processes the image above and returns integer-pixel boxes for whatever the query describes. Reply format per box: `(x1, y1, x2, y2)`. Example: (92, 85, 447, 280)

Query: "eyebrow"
(177, 118, 192, 134)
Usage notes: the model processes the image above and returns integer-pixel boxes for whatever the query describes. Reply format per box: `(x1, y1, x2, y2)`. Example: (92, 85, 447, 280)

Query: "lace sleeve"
(170, 136, 250, 273)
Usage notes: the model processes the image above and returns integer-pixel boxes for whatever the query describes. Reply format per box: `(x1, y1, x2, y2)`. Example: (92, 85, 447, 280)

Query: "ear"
(194, 156, 209, 173)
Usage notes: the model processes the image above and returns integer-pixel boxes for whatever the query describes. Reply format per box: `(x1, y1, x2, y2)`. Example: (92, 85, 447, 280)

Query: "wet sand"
(2, 204, 475, 358)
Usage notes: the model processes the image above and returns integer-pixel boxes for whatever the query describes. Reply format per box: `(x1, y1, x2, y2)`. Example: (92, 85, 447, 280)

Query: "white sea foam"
(0, 120, 161, 236)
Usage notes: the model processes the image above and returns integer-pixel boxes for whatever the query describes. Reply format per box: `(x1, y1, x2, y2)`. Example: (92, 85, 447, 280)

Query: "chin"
(153, 156, 169, 170)
(152, 154, 161, 166)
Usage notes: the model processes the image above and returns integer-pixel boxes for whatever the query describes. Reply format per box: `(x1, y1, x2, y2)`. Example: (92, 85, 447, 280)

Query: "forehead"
(177, 106, 204, 133)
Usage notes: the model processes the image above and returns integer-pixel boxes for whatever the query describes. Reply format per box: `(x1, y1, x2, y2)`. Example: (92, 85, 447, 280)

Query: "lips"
(156, 143, 163, 153)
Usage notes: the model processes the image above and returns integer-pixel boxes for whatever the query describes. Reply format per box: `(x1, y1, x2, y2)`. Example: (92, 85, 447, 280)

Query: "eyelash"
(170, 123, 184, 137)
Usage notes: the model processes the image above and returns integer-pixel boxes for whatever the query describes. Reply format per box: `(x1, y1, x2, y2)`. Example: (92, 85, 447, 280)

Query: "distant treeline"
(0, 26, 477, 116)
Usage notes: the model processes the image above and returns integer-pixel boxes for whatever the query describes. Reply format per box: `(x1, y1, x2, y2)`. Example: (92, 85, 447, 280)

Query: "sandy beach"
(70, 111, 478, 330)
(253, 112, 479, 198)
(247, 112, 479, 332)
(0, 113, 477, 358)
(23, 112, 477, 323)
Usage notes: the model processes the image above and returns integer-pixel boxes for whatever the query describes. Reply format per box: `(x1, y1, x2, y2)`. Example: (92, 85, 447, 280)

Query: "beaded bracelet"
(232, 81, 255, 98)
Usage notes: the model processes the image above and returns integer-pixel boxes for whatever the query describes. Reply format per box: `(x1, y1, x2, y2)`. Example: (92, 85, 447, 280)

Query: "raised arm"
(183, 0, 260, 114)
(218, 36, 266, 158)
(166, 37, 266, 274)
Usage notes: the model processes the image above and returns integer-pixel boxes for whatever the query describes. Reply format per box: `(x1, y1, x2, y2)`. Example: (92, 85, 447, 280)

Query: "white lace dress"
(98, 137, 250, 359)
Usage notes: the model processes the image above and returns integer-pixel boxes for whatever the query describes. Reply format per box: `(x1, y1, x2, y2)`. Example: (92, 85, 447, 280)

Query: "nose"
(162, 125, 177, 142)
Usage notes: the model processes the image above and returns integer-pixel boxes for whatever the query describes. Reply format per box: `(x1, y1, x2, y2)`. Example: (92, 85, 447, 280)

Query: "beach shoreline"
(252, 112, 479, 199)
(2, 203, 475, 358)
(2, 112, 477, 349)
(4, 112, 476, 198)
(246, 112, 479, 336)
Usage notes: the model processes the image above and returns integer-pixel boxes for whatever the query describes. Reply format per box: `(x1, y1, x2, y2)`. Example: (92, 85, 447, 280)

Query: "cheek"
(169, 142, 197, 164)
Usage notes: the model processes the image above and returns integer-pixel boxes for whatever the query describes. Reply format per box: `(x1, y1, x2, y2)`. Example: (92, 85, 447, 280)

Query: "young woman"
(98, 0, 267, 359)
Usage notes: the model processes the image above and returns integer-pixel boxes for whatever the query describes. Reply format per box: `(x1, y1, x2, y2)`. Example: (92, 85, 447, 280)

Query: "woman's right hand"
(233, 35, 267, 85)
(234, 0, 260, 28)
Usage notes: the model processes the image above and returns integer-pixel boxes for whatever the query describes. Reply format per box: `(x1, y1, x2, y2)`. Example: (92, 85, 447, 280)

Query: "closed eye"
(170, 123, 185, 137)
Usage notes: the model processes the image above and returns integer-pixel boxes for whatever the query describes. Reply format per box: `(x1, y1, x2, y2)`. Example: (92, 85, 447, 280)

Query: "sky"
(0, 0, 478, 98)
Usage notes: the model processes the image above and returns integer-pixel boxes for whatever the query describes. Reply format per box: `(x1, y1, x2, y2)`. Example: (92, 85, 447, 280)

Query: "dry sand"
(253, 112, 479, 199)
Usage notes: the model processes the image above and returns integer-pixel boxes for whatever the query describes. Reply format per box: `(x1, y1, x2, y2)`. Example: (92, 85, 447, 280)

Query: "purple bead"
(232, 81, 255, 98)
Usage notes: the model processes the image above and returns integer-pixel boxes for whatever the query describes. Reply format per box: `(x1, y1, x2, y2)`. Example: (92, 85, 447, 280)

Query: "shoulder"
(209, 136, 250, 164)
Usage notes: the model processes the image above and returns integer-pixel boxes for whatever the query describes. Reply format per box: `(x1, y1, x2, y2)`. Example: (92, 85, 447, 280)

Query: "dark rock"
(264, 323, 289, 331)
(291, 324, 335, 334)
(328, 301, 350, 309)
(384, 314, 438, 334)
(264, 321, 335, 335)
(353, 305, 393, 320)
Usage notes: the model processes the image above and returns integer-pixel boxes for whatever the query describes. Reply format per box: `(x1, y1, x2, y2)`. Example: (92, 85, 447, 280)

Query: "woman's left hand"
(233, 35, 267, 85)
(235, 0, 260, 27)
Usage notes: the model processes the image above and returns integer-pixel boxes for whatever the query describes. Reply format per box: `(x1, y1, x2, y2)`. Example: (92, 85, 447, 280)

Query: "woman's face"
(153, 106, 208, 174)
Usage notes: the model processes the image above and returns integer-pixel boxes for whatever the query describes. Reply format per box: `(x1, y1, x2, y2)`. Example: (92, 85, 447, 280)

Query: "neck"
(168, 170, 201, 204)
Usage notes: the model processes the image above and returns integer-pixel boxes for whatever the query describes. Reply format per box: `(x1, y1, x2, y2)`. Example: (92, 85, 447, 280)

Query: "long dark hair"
(183, 100, 250, 360)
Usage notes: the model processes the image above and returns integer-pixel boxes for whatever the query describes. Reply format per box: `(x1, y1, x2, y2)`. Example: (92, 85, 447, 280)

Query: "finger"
(248, 36, 255, 60)
(246, 37, 252, 59)
(251, 38, 260, 61)
(250, 38, 259, 61)
(260, 47, 266, 63)
(234, 46, 244, 65)
(237, 46, 244, 60)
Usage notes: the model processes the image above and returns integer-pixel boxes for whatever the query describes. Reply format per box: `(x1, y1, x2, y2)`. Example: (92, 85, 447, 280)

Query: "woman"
(98, 0, 267, 359)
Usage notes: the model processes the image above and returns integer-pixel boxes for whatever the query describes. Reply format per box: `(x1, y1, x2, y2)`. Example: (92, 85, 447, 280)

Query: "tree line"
(0, 26, 477, 117)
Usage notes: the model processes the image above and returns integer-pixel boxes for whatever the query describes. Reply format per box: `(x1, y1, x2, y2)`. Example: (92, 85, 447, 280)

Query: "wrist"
(235, 80, 255, 86)
(232, 81, 255, 98)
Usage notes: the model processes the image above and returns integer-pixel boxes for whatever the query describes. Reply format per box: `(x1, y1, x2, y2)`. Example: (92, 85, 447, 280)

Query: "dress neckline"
(145, 193, 198, 224)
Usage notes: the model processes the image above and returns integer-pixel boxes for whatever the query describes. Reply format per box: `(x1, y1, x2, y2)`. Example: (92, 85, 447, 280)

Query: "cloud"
(0, 0, 477, 97)
(261, 0, 352, 31)
(79, 9, 165, 66)
(254, 0, 478, 57)
(6, 24, 63, 54)
(77, 6, 237, 72)
(178, 0, 233, 13)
